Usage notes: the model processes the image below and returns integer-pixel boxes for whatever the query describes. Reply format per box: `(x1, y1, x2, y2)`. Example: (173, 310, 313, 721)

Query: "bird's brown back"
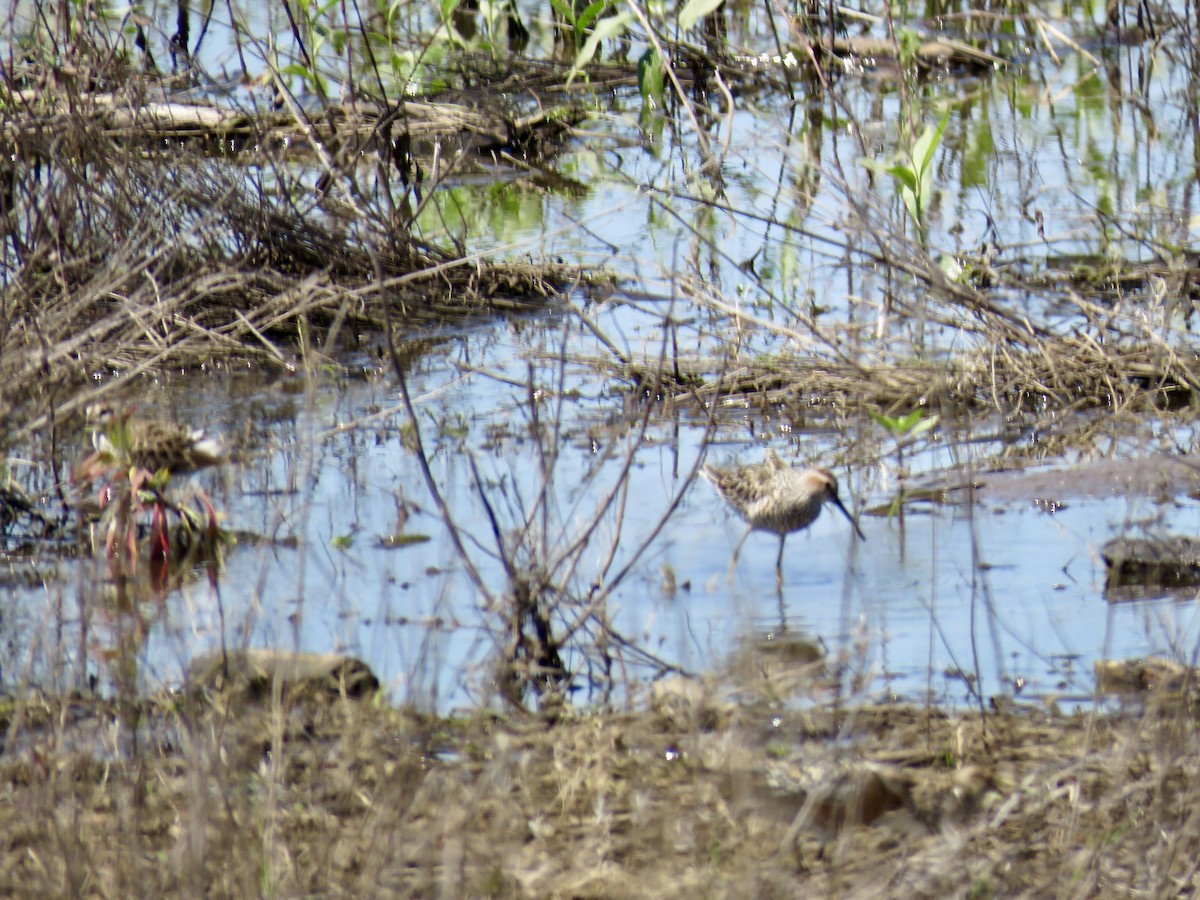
(88, 405, 226, 475)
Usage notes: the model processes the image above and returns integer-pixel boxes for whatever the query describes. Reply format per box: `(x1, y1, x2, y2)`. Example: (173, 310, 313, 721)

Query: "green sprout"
(861, 109, 950, 236)
(869, 408, 939, 519)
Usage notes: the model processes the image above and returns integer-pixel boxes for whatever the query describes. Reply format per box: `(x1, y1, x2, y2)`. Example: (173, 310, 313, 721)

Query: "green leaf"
(549, 0, 575, 24)
(909, 414, 940, 438)
(869, 408, 936, 438)
(638, 47, 665, 106)
(868, 410, 901, 434)
(886, 163, 919, 195)
(568, 10, 633, 83)
(575, 0, 610, 33)
(281, 63, 311, 81)
(913, 110, 950, 180)
(861, 157, 916, 193)
(679, 0, 725, 31)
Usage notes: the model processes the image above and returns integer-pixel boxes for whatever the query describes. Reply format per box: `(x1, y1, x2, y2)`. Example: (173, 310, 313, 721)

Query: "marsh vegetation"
(3, 0, 1200, 893)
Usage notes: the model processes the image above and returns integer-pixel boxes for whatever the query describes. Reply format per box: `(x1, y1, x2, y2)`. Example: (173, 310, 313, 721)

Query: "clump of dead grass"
(0, 28, 595, 457)
(595, 247, 1200, 468)
(3, 687, 1200, 897)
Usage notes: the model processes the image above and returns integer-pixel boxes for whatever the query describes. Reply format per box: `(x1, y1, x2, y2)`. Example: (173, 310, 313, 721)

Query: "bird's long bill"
(831, 495, 866, 541)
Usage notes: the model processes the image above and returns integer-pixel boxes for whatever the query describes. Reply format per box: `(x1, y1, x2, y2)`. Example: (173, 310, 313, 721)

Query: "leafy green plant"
(861, 109, 950, 236)
(562, 5, 634, 84)
(478, 0, 527, 52)
(433, 0, 473, 49)
(280, 0, 347, 97)
(638, 47, 665, 118)
(869, 408, 938, 518)
(678, 0, 725, 32)
(551, 0, 614, 53)
(872, 408, 938, 443)
(896, 27, 922, 70)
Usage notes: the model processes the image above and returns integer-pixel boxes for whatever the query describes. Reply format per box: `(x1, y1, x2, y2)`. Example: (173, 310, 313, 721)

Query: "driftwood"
(2, 88, 581, 162)
(812, 34, 1008, 71)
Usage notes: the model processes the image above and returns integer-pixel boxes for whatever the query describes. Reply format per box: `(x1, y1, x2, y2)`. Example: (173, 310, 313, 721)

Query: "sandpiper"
(702, 449, 864, 581)
(86, 404, 227, 475)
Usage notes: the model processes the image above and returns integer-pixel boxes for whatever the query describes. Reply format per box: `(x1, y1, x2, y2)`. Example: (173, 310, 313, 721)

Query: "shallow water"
(6, 3, 1200, 711)
(9, 312, 1196, 713)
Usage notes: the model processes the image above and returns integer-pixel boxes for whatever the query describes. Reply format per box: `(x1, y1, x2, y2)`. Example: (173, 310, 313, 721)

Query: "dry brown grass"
(0, 40, 595, 459)
(617, 329, 1196, 418)
(2, 686, 1199, 898)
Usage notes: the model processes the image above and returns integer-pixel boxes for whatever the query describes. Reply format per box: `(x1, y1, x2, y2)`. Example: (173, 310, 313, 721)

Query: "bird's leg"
(775, 536, 786, 585)
(728, 525, 753, 581)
